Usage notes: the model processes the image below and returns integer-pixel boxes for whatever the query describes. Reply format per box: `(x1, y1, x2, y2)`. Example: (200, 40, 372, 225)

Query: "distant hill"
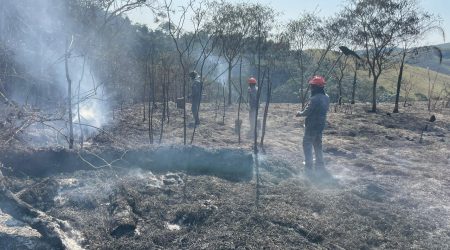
(376, 64, 450, 95)
(269, 45, 450, 104)
(407, 43, 450, 75)
(354, 43, 450, 102)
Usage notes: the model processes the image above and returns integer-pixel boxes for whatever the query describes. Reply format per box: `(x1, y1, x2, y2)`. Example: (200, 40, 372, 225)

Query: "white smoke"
(1, 0, 111, 145)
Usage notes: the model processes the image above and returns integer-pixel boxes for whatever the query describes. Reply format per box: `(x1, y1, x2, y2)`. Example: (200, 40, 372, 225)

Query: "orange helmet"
(247, 77, 257, 85)
(308, 75, 326, 87)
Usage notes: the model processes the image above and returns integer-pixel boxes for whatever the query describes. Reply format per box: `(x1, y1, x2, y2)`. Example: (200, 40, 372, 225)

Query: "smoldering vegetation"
(1, 102, 449, 249)
(0, 0, 167, 145)
(0, 0, 266, 149)
(0, 146, 253, 181)
(1, 0, 450, 249)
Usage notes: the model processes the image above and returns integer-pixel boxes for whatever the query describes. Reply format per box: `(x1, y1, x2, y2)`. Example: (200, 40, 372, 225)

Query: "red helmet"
(247, 77, 257, 85)
(308, 75, 326, 87)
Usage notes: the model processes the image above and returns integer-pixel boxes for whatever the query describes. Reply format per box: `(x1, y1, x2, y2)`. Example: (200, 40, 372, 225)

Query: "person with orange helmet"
(296, 75, 330, 175)
(247, 77, 258, 137)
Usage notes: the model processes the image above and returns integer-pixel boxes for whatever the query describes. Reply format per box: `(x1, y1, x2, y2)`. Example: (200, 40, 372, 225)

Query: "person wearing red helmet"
(247, 77, 258, 137)
(296, 75, 330, 175)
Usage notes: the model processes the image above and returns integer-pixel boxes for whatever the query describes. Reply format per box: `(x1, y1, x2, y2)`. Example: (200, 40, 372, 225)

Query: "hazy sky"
(127, 0, 449, 45)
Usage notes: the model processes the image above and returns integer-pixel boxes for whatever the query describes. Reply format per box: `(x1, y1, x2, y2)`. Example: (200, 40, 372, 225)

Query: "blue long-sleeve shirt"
(298, 93, 330, 128)
(248, 86, 258, 110)
(191, 79, 202, 103)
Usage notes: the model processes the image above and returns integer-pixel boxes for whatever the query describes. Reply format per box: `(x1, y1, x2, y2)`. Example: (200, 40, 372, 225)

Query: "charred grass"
(0, 102, 450, 249)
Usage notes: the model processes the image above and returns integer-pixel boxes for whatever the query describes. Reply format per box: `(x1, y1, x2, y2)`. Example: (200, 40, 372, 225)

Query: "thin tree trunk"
(393, 50, 406, 113)
(222, 82, 226, 124)
(143, 79, 146, 122)
(336, 76, 343, 106)
(214, 82, 219, 121)
(371, 75, 379, 112)
(351, 62, 357, 104)
(183, 73, 187, 145)
(160, 73, 166, 144)
(254, 25, 263, 154)
(228, 61, 232, 106)
(238, 57, 243, 144)
(260, 68, 272, 148)
(166, 69, 170, 124)
(149, 100, 153, 144)
(255, 21, 263, 209)
(337, 78, 343, 105)
(336, 56, 349, 106)
(143, 55, 150, 122)
(148, 62, 154, 144)
(77, 57, 86, 149)
(65, 37, 74, 149)
(298, 52, 306, 109)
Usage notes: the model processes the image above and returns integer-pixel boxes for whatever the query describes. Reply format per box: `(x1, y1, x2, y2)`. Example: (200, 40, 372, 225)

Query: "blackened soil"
(0, 102, 449, 249)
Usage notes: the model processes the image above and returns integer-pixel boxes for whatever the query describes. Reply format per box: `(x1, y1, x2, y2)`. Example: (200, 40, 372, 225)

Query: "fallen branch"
(0, 167, 84, 249)
(77, 150, 128, 169)
(4, 117, 34, 144)
(40, 121, 70, 145)
(72, 122, 114, 138)
(0, 89, 17, 107)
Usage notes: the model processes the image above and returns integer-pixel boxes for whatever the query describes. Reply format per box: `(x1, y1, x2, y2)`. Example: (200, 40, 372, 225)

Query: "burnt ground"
(0, 102, 450, 249)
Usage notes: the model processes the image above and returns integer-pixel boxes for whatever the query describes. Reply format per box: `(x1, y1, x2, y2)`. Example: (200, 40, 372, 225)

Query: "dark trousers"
(303, 126, 325, 169)
(249, 109, 257, 135)
(192, 100, 200, 124)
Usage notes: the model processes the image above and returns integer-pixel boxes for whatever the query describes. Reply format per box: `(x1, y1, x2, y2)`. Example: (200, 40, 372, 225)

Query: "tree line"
(0, 0, 448, 147)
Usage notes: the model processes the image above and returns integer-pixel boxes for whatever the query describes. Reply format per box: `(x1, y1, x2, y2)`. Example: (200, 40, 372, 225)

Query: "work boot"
(305, 167, 314, 178)
(315, 163, 325, 171)
(315, 166, 331, 179)
(303, 161, 314, 177)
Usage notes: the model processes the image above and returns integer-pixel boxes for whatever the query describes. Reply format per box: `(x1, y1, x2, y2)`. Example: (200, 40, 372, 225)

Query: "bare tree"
(350, 57, 362, 104)
(282, 14, 344, 108)
(76, 56, 86, 148)
(335, 55, 350, 105)
(190, 6, 222, 144)
(208, 2, 275, 106)
(162, 0, 202, 145)
(401, 72, 414, 107)
(281, 13, 320, 109)
(344, 0, 436, 112)
(208, 2, 250, 106)
(392, 9, 442, 113)
(95, 0, 156, 28)
(159, 53, 174, 143)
